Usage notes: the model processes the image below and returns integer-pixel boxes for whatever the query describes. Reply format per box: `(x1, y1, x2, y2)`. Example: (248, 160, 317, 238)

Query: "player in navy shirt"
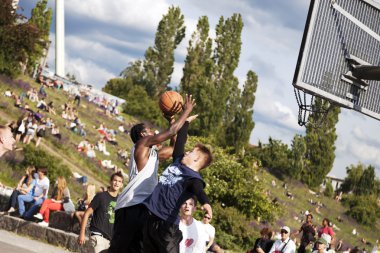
(143, 118, 213, 253)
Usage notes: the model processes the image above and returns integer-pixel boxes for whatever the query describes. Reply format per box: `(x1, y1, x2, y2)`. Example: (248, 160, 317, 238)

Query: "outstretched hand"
(186, 114, 198, 123)
(183, 94, 196, 112)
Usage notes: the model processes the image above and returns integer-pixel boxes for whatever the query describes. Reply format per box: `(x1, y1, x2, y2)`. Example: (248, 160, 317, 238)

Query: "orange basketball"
(159, 91, 184, 116)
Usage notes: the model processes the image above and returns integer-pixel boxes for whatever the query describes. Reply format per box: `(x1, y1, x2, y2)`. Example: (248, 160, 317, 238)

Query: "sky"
(18, 0, 380, 179)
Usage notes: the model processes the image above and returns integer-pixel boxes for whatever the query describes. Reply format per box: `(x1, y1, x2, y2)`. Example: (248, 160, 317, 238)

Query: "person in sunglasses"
(201, 213, 223, 253)
(269, 226, 296, 253)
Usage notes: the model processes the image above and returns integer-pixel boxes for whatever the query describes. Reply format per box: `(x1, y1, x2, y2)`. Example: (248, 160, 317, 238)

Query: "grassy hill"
(0, 75, 379, 252)
(0, 75, 136, 200)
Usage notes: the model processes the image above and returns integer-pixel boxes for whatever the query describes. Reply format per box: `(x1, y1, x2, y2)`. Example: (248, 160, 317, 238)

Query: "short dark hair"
(260, 227, 273, 238)
(38, 168, 48, 175)
(130, 123, 145, 143)
(195, 144, 213, 169)
(306, 213, 313, 219)
(110, 171, 124, 181)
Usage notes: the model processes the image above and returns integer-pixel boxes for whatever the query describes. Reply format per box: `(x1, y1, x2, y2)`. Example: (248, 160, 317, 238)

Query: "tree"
(303, 98, 340, 188)
(340, 163, 365, 194)
(103, 78, 133, 100)
(354, 165, 376, 196)
(289, 134, 306, 180)
(123, 86, 165, 127)
(324, 180, 334, 197)
(143, 6, 186, 96)
(180, 16, 215, 136)
(0, 0, 41, 77)
(224, 71, 258, 154)
(258, 138, 291, 179)
(27, 0, 52, 74)
(212, 14, 243, 138)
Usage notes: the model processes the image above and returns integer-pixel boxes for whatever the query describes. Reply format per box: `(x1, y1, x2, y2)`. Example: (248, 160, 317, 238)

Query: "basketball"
(159, 91, 184, 116)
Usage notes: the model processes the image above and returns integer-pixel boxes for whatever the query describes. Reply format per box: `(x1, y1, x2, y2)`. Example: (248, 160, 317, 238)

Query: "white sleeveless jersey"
(115, 145, 159, 210)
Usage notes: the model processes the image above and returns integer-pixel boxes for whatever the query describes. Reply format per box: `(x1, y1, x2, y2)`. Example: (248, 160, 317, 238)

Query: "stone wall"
(0, 215, 92, 252)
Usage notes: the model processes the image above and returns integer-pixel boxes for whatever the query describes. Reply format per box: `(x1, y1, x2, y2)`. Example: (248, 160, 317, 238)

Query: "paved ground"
(0, 229, 71, 253)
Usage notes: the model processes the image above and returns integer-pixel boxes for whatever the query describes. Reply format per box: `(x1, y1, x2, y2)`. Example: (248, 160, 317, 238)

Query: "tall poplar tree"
(143, 6, 186, 96)
(180, 16, 215, 135)
(224, 71, 258, 154)
(213, 14, 243, 138)
(303, 98, 340, 188)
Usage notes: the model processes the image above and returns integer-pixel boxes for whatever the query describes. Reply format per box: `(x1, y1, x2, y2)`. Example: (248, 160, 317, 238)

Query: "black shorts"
(109, 204, 148, 253)
(143, 212, 182, 253)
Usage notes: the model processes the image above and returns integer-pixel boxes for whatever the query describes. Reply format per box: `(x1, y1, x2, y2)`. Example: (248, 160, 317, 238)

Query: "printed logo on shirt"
(159, 165, 183, 187)
(185, 238, 194, 247)
(108, 201, 116, 223)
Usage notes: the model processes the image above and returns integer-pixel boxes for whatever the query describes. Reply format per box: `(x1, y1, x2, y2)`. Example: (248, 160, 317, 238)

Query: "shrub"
(324, 181, 334, 197)
(342, 195, 380, 226)
(22, 145, 71, 185)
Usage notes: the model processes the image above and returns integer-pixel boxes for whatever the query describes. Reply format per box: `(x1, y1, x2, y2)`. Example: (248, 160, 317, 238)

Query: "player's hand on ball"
(183, 94, 196, 112)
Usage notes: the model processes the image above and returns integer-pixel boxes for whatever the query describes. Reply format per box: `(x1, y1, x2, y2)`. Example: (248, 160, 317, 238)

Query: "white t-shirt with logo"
(179, 219, 206, 253)
(34, 177, 50, 198)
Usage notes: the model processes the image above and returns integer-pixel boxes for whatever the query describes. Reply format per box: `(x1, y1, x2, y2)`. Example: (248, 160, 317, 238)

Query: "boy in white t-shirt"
(179, 197, 206, 253)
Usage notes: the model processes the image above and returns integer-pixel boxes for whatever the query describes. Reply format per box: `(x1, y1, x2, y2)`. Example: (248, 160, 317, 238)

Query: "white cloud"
(65, 0, 170, 32)
(65, 57, 115, 87)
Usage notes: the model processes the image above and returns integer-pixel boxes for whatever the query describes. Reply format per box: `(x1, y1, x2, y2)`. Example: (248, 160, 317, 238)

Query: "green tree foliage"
(0, 0, 41, 77)
(103, 78, 134, 100)
(303, 98, 340, 188)
(355, 165, 376, 196)
(186, 136, 276, 250)
(180, 16, 215, 136)
(143, 6, 185, 96)
(188, 136, 277, 221)
(22, 145, 71, 186)
(257, 138, 291, 179)
(340, 163, 379, 196)
(289, 134, 306, 180)
(212, 14, 243, 139)
(224, 71, 257, 154)
(342, 194, 380, 226)
(123, 86, 165, 127)
(210, 205, 255, 250)
(27, 0, 52, 74)
(324, 180, 334, 197)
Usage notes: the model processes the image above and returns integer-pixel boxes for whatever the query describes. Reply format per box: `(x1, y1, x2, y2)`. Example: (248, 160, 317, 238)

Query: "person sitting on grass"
(34, 176, 70, 227)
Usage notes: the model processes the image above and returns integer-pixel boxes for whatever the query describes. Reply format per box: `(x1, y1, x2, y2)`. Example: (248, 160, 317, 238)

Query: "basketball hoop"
(294, 88, 330, 127)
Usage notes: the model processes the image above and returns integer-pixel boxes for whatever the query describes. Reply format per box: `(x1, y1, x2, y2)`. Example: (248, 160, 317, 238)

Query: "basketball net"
(293, 88, 330, 128)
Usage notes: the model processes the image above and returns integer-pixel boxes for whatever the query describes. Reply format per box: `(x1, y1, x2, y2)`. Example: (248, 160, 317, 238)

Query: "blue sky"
(18, 0, 380, 179)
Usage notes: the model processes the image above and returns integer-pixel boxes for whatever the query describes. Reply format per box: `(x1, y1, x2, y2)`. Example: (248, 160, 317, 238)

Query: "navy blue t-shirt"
(143, 157, 204, 225)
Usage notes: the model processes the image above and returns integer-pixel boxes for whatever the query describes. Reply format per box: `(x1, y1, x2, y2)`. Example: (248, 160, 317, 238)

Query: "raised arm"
(134, 95, 196, 171)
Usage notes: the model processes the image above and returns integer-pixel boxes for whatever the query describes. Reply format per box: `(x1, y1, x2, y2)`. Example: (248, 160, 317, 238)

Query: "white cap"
(281, 226, 290, 233)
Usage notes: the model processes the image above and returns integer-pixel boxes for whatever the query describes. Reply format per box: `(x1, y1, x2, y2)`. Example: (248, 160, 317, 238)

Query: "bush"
(324, 181, 334, 197)
(342, 195, 380, 226)
(22, 145, 71, 185)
